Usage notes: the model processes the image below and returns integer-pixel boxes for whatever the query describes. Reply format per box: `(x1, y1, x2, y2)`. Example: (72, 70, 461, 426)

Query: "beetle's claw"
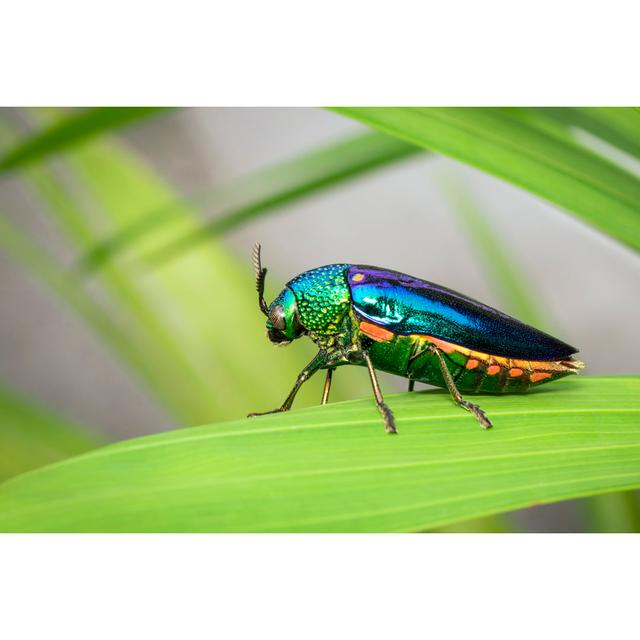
(378, 402, 398, 434)
(460, 400, 492, 429)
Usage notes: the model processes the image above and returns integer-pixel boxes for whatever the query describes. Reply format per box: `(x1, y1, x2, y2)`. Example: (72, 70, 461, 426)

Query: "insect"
(249, 243, 584, 434)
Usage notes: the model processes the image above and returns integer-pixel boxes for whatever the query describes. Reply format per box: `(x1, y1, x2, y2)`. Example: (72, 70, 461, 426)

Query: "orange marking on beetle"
(530, 372, 552, 383)
(509, 368, 523, 377)
(487, 365, 501, 376)
(466, 359, 479, 370)
(351, 273, 365, 282)
(359, 321, 394, 342)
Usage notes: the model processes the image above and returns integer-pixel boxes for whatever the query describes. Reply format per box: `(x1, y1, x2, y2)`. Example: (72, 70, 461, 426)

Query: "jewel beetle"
(249, 243, 584, 433)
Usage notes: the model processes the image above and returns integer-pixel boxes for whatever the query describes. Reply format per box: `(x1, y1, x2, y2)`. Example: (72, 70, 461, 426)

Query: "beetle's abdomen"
(361, 321, 583, 393)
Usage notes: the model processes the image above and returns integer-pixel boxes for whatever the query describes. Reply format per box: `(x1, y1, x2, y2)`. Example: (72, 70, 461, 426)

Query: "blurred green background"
(0, 107, 638, 531)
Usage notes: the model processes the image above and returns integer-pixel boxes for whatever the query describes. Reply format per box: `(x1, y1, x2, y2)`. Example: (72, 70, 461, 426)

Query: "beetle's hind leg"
(428, 344, 492, 429)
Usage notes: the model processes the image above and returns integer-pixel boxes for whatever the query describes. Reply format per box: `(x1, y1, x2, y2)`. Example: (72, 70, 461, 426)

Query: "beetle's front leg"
(248, 351, 328, 418)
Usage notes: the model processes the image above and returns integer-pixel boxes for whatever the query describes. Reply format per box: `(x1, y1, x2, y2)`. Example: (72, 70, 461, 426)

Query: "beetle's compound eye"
(268, 304, 286, 331)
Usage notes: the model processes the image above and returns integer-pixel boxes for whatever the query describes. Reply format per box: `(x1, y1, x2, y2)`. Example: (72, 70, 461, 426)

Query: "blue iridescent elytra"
(346, 266, 573, 360)
(250, 245, 584, 434)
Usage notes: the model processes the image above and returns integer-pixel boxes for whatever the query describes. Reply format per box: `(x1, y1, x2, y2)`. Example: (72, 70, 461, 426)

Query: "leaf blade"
(0, 376, 638, 532)
(540, 107, 640, 161)
(332, 107, 640, 253)
(0, 107, 171, 172)
(80, 130, 422, 269)
(0, 386, 101, 482)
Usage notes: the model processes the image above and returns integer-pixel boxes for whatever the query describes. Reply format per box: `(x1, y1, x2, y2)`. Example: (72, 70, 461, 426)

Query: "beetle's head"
(265, 287, 304, 345)
(252, 243, 305, 346)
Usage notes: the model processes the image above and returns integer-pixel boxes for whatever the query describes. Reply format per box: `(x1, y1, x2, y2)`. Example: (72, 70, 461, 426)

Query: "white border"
(2, 1, 638, 105)
(1, 534, 638, 639)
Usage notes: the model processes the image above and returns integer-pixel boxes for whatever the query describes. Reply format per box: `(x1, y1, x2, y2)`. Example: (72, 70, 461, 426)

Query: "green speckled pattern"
(287, 264, 351, 334)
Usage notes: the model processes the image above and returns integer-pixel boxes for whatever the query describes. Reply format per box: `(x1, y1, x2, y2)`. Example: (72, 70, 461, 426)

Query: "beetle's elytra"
(249, 243, 584, 433)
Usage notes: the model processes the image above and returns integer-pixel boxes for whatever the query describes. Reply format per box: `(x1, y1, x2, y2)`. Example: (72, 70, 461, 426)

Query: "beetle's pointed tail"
(561, 357, 585, 373)
(525, 355, 584, 389)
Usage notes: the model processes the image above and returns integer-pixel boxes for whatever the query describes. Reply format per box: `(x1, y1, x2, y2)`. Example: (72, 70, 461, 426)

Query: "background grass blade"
(0, 107, 171, 173)
(1, 112, 366, 424)
(0, 376, 637, 533)
(80, 130, 423, 270)
(332, 108, 640, 254)
(0, 386, 102, 482)
(538, 107, 640, 161)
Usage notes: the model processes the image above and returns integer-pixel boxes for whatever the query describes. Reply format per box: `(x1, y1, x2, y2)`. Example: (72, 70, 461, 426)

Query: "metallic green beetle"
(249, 244, 583, 433)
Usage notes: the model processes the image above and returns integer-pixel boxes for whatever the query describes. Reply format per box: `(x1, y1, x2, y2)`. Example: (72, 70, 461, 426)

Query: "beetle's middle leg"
(248, 351, 327, 418)
(428, 344, 493, 429)
(363, 352, 397, 434)
(321, 367, 335, 405)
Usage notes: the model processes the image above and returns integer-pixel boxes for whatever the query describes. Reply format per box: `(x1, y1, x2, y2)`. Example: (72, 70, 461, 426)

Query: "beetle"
(248, 243, 584, 433)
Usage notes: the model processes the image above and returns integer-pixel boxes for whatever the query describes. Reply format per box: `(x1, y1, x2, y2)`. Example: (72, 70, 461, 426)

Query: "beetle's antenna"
(252, 242, 269, 317)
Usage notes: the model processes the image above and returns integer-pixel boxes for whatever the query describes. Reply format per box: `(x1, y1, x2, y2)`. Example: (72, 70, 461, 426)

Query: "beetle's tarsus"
(363, 351, 399, 434)
(247, 408, 286, 418)
(378, 402, 397, 434)
(459, 400, 493, 429)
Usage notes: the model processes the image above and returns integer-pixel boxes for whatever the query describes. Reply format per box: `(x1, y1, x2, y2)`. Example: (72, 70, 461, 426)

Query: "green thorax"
(287, 264, 351, 336)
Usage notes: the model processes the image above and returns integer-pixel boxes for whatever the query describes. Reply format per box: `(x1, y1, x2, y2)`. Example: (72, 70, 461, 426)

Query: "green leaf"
(539, 107, 640, 161)
(79, 130, 422, 270)
(332, 108, 640, 254)
(1, 376, 638, 532)
(0, 386, 101, 483)
(0, 107, 171, 173)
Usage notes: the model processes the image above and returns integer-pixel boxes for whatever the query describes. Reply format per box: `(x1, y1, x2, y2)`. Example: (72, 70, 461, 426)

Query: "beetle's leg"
(408, 379, 415, 392)
(248, 351, 327, 418)
(363, 352, 397, 434)
(321, 367, 335, 405)
(428, 344, 492, 429)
